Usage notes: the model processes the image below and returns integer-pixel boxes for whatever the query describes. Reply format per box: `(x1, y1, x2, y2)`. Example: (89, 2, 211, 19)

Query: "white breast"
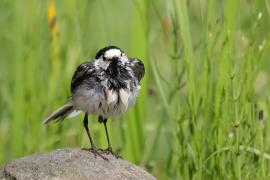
(72, 86, 140, 119)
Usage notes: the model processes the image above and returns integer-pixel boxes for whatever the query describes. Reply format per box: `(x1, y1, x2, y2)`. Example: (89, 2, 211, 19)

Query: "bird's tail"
(43, 102, 74, 124)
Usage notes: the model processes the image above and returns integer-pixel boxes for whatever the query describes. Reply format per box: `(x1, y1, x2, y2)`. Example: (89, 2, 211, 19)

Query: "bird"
(43, 45, 145, 160)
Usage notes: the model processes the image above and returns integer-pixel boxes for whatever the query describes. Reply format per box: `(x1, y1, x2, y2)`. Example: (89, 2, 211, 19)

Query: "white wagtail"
(43, 46, 145, 159)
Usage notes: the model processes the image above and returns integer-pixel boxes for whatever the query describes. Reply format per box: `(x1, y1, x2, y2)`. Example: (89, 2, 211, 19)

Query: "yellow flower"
(47, 1, 59, 62)
(47, 1, 57, 32)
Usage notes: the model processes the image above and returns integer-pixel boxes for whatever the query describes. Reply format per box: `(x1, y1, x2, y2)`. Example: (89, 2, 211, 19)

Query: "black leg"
(103, 119, 112, 150)
(83, 113, 95, 148)
(82, 113, 108, 160)
(101, 118, 121, 159)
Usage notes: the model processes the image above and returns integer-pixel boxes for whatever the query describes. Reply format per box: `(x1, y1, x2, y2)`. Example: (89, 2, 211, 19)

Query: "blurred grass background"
(1, 0, 270, 179)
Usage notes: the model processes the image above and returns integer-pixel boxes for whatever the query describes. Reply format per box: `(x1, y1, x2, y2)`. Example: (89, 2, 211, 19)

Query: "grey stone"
(0, 167, 4, 179)
(0, 148, 156, 180)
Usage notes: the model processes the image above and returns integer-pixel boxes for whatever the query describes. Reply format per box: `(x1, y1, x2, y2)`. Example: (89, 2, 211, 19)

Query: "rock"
(0, 148, 156, 180)
(0, 168, 4, 179)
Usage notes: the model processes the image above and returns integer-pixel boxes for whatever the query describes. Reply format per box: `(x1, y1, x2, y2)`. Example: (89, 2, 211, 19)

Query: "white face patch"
(120, 55, 129, 64)
(104, 49, 122, 59)
(94, 59, 110, 69)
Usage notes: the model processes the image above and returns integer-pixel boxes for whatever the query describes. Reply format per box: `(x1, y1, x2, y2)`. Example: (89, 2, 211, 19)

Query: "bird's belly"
(72, 87, 140, 118)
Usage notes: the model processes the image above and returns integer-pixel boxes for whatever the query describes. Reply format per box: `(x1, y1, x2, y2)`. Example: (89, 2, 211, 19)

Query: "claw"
(82, 147, 108, 161)
(99, 147, 121, 159)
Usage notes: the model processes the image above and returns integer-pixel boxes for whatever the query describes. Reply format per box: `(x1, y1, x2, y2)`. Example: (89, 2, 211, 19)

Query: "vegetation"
(1, 0, 270, 179)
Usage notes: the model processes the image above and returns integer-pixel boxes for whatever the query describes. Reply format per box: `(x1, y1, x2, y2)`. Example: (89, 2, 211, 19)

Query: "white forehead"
(104, 49, 121, 59)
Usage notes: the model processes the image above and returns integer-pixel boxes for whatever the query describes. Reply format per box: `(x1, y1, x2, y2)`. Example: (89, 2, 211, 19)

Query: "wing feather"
(128, 58, 145, 82)
(71, 61, 95, 92)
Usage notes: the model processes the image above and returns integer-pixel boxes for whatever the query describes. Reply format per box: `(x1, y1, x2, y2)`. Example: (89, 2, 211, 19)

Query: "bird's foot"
(99, 147, 121, 159)
(82, 147, 108, 161)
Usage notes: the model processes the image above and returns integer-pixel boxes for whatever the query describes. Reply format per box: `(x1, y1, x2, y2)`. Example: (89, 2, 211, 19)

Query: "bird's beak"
(111, 57, 119, 61)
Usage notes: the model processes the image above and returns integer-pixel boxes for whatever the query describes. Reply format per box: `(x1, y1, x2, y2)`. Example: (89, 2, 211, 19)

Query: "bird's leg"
(82, 113, 108, 160)
(103, 118, 112, 151)
(83, 113, 95, 148)
(100, 118, 121, 159)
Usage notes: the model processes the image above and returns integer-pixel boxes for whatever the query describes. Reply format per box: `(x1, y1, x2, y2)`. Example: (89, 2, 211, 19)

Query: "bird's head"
(95, 46, 122, 60)
(94, 46, 128, 69)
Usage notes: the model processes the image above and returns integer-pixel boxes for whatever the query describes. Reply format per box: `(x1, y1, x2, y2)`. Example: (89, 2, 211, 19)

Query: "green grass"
(1, 0, 270, 179)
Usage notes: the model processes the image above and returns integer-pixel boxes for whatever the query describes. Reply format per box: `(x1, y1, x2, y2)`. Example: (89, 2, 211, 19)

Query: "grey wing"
(71, 61, 95, 93)
(128, 58, 145, 82)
